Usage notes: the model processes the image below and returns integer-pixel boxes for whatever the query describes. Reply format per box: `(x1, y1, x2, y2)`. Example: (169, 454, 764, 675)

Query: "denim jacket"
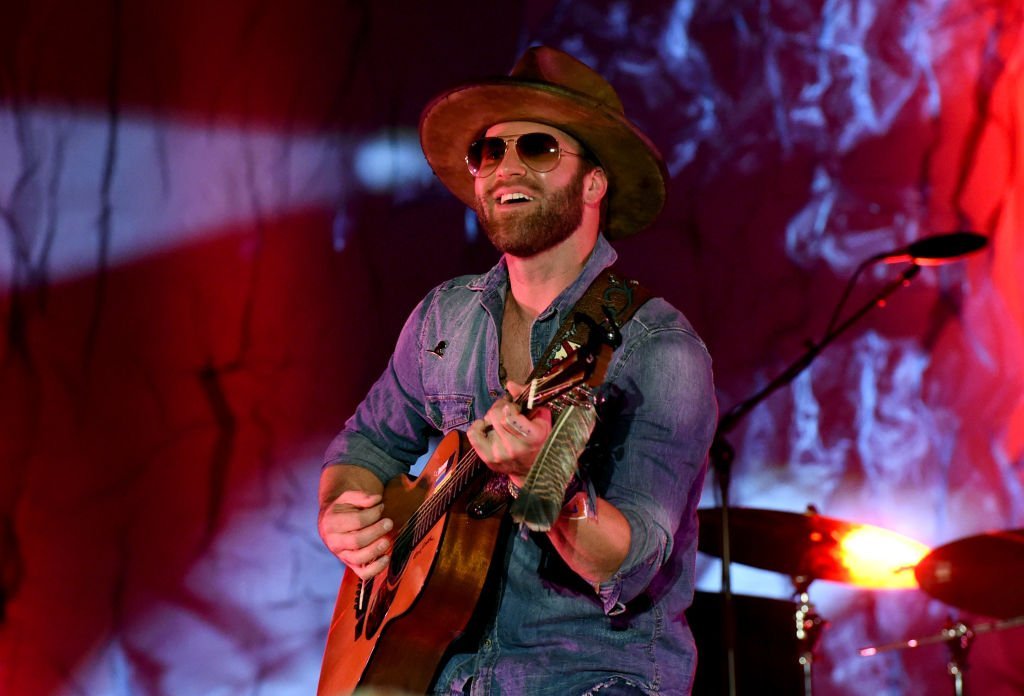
(324, 235, 717, 695)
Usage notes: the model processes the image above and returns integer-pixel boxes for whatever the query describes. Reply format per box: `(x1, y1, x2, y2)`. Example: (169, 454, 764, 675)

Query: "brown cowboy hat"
(419, 45, 667, 240)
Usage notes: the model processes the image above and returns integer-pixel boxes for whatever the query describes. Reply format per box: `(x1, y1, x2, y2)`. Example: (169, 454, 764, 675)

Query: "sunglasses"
(465, 132, 583, 178)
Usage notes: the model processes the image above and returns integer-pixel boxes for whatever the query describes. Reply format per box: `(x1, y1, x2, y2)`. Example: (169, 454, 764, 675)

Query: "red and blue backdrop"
(1, 1, 1022, 694)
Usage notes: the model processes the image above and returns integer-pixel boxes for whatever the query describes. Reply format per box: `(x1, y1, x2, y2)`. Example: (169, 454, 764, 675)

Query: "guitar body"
(317, 338, 614, 694)
(317, 431, 505, 695)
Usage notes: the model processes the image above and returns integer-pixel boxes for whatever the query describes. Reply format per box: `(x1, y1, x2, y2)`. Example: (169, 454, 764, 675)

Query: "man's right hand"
(319, 479, 394, 581)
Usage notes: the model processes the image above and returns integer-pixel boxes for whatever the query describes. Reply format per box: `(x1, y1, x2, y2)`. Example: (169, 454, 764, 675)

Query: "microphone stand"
(709, 263, 921, 696)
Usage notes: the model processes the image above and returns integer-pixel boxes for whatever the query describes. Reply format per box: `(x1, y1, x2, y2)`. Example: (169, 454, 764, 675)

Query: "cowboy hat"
(419, 45, 667, 239)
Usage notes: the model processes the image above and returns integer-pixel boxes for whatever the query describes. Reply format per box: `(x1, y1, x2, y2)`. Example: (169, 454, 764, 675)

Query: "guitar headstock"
(520, 339, 613, 412)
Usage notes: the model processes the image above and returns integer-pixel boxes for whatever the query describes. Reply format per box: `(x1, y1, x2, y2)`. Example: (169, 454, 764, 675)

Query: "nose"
(495, 141, 527, 178)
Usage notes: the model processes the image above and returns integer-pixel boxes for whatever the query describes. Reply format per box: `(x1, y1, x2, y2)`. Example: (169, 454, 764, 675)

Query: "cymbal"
(914, 529, 1024, 618)
(698, 507, 928, 589)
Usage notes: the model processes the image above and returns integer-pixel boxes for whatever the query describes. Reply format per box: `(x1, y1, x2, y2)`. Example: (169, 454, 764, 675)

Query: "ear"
(582, 167, 608, 205)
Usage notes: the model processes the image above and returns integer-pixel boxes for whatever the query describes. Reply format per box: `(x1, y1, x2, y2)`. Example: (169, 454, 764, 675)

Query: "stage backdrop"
(1, 1, 1022, 694)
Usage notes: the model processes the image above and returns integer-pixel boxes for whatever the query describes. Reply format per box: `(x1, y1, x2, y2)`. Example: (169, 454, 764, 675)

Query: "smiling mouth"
(497, 192, 535, 206)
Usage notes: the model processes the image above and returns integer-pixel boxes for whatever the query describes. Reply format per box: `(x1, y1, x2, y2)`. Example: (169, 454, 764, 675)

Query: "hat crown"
(509, 47, 624, 115)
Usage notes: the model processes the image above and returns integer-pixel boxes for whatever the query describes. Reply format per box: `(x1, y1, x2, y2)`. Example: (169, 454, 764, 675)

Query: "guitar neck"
(397, 366, 587, 557)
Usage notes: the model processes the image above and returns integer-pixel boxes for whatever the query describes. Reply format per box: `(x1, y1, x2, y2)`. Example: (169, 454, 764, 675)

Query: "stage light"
(838, 525, 929, 589)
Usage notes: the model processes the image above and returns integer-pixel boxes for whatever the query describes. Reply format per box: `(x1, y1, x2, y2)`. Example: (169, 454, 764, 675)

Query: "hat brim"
(419, 78, 667, 240)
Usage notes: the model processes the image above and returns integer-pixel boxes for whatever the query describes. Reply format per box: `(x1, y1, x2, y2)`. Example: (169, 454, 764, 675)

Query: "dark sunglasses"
(465, 132, 583, 178)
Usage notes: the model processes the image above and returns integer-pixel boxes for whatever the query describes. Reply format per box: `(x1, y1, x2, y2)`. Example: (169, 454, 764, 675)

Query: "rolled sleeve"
(595, 319, 717, 610)
(322, 290, 438, 483)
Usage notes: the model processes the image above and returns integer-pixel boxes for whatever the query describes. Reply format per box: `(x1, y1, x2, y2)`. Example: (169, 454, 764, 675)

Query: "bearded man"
(317, 46, 717, 696)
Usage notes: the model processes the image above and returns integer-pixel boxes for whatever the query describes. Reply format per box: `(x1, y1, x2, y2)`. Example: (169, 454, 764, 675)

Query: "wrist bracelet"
(561, 492, 591, 521)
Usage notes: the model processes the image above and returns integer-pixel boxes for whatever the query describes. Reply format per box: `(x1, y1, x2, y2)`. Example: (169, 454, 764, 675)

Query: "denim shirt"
(324, 235, 717, 695)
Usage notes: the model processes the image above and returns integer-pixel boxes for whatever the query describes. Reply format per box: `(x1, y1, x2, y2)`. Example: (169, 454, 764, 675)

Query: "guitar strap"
(468, 266, 653, 519)
(527, 266, 654, 381)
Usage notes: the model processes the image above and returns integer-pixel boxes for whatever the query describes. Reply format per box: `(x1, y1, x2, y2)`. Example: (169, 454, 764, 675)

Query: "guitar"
(317, 341, 612, 695)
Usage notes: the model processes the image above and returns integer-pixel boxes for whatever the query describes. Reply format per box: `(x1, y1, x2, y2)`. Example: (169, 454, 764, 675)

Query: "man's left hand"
(466, 380, 552, 485)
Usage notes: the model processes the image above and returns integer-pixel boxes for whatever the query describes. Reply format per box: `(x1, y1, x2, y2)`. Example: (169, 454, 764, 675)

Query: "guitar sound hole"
(387, 542, 410, 583)
(364, 583, 394, 639)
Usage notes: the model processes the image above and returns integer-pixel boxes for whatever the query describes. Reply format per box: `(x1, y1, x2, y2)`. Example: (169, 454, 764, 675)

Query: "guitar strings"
(388, 445, 482, 561)
(389, 374, 543, 557)
(387, 364, 583, 560)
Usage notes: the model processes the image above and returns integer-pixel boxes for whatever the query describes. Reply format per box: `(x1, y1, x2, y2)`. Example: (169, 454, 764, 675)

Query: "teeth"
(499, 192, 533, 204)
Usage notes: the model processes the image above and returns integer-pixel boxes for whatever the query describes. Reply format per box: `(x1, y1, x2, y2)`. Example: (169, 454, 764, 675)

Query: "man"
(319, 46, 717, 695)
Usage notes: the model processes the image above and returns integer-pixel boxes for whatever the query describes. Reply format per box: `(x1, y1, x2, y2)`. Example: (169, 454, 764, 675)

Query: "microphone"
(875, 231, 988, 266)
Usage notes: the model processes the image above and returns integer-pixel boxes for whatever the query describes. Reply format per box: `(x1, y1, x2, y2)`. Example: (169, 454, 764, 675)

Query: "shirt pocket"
(426, 393, 474, 432)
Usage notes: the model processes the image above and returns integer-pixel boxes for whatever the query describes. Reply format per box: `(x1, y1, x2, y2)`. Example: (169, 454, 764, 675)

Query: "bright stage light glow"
(837, 525, 929, 589)
(352, 130, 433, 192)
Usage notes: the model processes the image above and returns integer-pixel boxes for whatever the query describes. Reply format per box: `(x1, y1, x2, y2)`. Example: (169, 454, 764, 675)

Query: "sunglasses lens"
(466, 137, 507, 177)
(516, 133, 560, 172)
(465, 133, 566, 177)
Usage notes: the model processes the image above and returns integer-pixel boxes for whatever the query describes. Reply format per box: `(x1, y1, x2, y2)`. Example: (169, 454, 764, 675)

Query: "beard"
(474, 171, 586, 258)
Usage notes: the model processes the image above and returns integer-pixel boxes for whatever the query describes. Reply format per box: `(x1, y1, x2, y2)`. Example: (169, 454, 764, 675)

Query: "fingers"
(505, 380, 526, 399)
(336, 489, 383, 509)
(467, 397, 553, 478)
(326, 516, 394, 580)
(338, 522, 393, 579)
(467, 412, 511, 467)
(467, 415, 490, 440)
(347, 552, 392, 581)
(320, 490, 395, 579)
(500, 403, 551, 442)
(326, 494, 384, 533)
(502, 404, 532, 439)
(323, 511, 392, 549)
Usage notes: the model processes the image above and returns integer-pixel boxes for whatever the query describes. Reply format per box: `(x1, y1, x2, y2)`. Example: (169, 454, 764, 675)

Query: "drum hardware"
(698, 506, 928, 694)
(792, 575, 826, 696)
(704, 233, 986, 694)
(859, 615, 1024, 696)
(858, 528, 1024, 695)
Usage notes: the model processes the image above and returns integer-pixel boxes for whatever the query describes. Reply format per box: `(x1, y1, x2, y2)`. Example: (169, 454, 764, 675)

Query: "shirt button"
(489, 389, 499, 398)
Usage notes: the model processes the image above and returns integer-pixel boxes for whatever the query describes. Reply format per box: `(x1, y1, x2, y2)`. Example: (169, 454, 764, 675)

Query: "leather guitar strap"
(468, 267, 653, 519)
(528, 266, 654, 381)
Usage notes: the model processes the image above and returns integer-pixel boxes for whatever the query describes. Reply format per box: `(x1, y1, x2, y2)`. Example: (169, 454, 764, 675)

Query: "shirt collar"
(538, 234, 618, 321)
(468, 235, 619, 317)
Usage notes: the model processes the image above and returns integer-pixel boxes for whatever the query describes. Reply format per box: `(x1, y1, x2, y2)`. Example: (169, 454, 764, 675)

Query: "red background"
(1, 1, 1022, 693)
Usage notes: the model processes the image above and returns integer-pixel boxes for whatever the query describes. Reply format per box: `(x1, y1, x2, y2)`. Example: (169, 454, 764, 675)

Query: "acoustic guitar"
(317, 341, 610, 695)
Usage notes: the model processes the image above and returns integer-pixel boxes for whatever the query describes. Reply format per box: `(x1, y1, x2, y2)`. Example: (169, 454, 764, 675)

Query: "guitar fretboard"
(399, 448, 484, 567)
(387, 364, 588, 573)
